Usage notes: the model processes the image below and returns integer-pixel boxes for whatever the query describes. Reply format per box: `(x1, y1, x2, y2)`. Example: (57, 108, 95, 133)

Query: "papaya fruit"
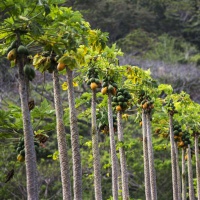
(17, 45, 29, 55)
(116, 105, 122, 111)
(20, 149, 25, 156)
(16, 147, 23, 154)
(142, 102, 148, 109)
(17, 154, 25, 162)
(111, 87, 117, 96)
(102, 82, 108, 87)
(7, 48, 17, 61)
(57, 63, 66, 71)
(117, 95, 124, 102)
(108, 85, 114, 93)
(24, 65, 35, 81)
(90, 82, 98, 90)
(101, 87, 108, 95)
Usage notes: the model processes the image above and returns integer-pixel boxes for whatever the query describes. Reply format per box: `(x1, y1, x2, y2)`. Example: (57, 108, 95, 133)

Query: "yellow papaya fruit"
(7, 48, 17, 61)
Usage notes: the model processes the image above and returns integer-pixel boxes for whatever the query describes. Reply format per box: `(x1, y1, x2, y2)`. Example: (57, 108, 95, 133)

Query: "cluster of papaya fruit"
(99, 114, 117, 134)
(35, 132, 49, 145)
(7, 40, 29, 62)
(24, 64, 35, 81)
(164, 99, 177, 116)
(137, 90, 154, 113)
(16, 137, 40, 162)
(112, 88, 132, 111)
(7, 40, 36, 81)
(173, 123, 191, 148)
(86, 67, 101, 90)
(33, 52, 58, 73)
(101, 76, 117, 95)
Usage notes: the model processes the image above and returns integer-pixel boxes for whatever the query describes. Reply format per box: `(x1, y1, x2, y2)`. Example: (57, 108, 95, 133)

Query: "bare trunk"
(195, 134, 200, 200)
(91, 90, 102, 200)
(142, 110, 151, 200)
(117, 111, 129, 200)
(146, 113, 157, 200)
(187, 144, 195, 200)
(108, 93, 118, 200)
(174, 143, 181, 200)
(17, 56, 38, 200)
(169, 114, 178, 200)
(53, 70, 72, 200)
(182, 148, 187, 200)
(66, 68, 82, 200)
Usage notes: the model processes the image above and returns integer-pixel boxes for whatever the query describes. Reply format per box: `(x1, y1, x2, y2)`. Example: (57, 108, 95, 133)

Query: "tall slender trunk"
(17, 56, 38, 200)
(146, 113, 157, 200)
(182, 148, 187, 200)
(53, 70, 72, 200)
(108, 93, 118, 200)
(195, 134, 200, 200)
(142, 110, 151, 200)
(174, 143, 181, 200)
(187, 144, 195, 200)
(66, 67, 82, 200)
(169, 114, 178, 200)
(91, 90, 102, 200)
(117, 111, 129, 200)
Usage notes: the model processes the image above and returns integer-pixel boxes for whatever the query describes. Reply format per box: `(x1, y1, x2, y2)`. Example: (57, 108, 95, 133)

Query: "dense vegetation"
(0, 1, 200, 200)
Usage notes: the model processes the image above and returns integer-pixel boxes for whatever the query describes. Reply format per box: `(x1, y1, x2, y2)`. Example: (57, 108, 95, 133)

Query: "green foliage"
(1, 1, 200, 200)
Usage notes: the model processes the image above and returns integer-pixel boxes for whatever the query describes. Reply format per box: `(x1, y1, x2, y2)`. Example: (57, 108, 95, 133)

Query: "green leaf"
(158, 84, 173, 95)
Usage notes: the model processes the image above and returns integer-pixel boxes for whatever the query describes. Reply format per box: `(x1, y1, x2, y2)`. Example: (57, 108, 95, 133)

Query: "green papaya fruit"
(17, 45, 29, 55)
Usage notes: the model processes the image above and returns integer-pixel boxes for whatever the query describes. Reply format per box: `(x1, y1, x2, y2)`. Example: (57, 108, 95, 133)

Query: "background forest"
(0, 0, 200, 200)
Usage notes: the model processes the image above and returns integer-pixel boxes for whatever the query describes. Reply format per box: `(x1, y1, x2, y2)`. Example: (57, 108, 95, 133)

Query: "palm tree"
(53, 70, 72, 200)
(91, 89, 102, 200)
(117, 111, 129, 200)
(66, 68, 82, 199)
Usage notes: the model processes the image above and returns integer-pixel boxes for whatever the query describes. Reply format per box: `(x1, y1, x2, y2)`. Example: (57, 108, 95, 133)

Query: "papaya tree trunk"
(108, 93, 118, 200)
(117, 111, 129, 200)
(187, 144, 195, 200)
(182, 148, 187, 200)
(142, 110, 151, 200)
(17, 55, 39, 200)
(53, 70, 72, 200)
(66, 67, 82, 200)
(169, 114, 178, 200)
(146, 113, 157, 200)
(195, 134, 200, 200)
(91, 89, 102, 200)
(174, 143, 181, 200)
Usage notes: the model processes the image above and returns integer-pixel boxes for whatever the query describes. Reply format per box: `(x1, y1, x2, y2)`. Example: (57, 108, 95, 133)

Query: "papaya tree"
(175, 94, 200, 199)
(89, 65, 103, 200)
(84, 30, 109, 200)
(52, 68, 72, 200)
(112, 87, 132, 200)
(99, 44, 123, 199)
(182, 148, 187, 200)
(34, 7, 93, 199)
(124, 66, 158, 200)
(0, 1, 53, 198)
(164, 96, 180, 200)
